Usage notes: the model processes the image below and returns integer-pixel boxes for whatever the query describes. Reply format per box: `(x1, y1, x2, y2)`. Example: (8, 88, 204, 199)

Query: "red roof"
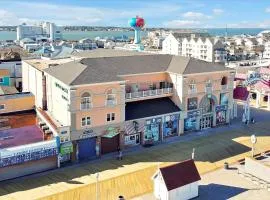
(0, 125, 43, 148)
(159, 159, 201, 191)
(233, 87, 249, 101)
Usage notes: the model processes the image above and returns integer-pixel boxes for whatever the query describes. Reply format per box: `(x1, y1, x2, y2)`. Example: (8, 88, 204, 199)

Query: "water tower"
(128, 16, 145, 50)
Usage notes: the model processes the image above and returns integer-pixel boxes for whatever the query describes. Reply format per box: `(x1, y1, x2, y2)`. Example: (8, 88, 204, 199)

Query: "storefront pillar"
(233, 101, 237, 118)
(212, 111, 216, 127)
(226, 109, 231, 123)
(268, 93, 270, 111)
(178, 119, 184, 135)
(195, 116, 201, 131)
(256, 92, 261, 108)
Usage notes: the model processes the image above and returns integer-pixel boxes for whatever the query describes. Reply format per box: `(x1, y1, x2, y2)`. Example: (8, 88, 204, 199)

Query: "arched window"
(80, 92, 91, 110)
(221, 76, 228, 85)
(106, 89, 116, 106)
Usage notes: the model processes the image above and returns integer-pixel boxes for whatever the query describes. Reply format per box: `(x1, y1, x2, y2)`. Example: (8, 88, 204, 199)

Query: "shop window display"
(163, 115, 178, 137)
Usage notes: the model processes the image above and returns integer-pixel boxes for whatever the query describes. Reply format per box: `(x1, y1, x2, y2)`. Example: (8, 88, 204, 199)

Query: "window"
(82, 117, 91, 127)
(187, 97, 198, 110)
(81, 92, 91, 110)
(206, 79, 212, 87)
(0, 78, 3, 83)
(221, 76, 228, 85)
(107, 113, 115, 122)
(0, 104, 4, 110)
(106, 89, 116, 106)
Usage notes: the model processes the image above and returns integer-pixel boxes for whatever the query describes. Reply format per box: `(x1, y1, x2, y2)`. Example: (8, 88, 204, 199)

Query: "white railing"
(106, 99, 117, 106)
(80, 103, 92, 110)
(188, 88, 197, 95)
(205, 86, 213, 94)
(125, 88, 173, 100)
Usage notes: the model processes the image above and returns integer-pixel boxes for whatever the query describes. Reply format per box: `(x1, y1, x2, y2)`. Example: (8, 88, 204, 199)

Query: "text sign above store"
(0, 140, 58, 168)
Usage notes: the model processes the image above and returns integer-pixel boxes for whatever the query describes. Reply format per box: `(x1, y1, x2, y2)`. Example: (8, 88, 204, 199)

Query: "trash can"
(118, 195, 125, 200)
(224, 162, 229, 169)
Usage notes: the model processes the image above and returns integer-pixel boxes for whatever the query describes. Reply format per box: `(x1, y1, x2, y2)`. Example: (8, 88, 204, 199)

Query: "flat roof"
(0, 125, 43, 149)
(125, 97, 180, 121)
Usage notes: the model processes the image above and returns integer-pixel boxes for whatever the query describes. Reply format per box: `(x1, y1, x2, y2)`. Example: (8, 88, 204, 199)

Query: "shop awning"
(125, 97, 180, 121)
(102, 127, 119, 138)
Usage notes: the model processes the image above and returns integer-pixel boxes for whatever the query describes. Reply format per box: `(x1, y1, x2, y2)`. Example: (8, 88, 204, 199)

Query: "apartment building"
(163, 33, 227, 63)
(17, 22, 63, 41)
(27, 49, 235, 163)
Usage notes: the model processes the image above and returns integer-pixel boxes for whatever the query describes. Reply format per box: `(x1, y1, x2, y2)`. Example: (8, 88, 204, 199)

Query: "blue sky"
(0, 0, 270, 28)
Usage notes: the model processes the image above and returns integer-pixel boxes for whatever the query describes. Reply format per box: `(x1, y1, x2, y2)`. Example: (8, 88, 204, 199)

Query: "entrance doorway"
(200, 114, 213, 129)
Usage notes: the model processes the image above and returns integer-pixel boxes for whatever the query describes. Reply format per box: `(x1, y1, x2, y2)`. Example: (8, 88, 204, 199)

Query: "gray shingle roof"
(44, 52, 232, 86)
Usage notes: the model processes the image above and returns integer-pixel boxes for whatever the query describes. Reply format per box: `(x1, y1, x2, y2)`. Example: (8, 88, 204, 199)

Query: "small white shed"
(152, 159, 201, 200)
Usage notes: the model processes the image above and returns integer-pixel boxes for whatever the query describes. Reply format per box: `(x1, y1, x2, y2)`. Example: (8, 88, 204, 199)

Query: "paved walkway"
(0, 105, 270, 200)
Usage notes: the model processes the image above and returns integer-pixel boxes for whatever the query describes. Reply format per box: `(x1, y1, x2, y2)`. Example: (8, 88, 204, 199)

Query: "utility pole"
(96, 172, 99, 200)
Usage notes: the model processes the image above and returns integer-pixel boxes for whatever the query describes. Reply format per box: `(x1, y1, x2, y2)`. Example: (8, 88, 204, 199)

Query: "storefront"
(0, 139, 58, 181)
(184, 110, 200, 131)
(163, 114, 179, 138)
(216, 105, 228, 125)
(75, 129, 98, 161)
(143, 117, 162, 145)
(59, 142, 73, 163)
(101, 127, 120, 155)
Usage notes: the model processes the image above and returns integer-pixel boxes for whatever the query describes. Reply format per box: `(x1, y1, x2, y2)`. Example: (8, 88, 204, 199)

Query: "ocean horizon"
(0, 28, 267, 41)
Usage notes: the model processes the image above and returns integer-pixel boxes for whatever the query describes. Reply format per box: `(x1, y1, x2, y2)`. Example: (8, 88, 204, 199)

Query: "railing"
(188, 88, 197, 95)
(205, 86, 213, 94)
(106, 99, 117, 106)
(80, 103, 92, 110)
(125, 87, 173, 100)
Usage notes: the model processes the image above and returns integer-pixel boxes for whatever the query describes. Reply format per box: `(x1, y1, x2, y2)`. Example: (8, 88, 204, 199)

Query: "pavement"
(1, 105, 270, 200)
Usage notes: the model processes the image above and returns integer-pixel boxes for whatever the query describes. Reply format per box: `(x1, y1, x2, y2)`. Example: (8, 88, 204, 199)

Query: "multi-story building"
(162, 33, 227, 63)
(17, 22, 63, 41)
(264, 41, 270, 58)
(181, 37, 227, 63)
(23, 49, 235, 163)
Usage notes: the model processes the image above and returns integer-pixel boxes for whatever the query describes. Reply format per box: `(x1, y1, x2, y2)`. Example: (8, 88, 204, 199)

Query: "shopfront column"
(212, 110, 217, 127)
(256, 92, 261, 108)
(178, 118, 184, 135)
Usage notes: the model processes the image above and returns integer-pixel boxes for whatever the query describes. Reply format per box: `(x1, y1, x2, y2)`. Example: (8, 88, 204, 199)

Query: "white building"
(264, 41, 270, 59)
(152, 36, 165, 49)
(153, 159, 201, 200)
(17, 22, 63, 41)
(162, 33, 182, 55)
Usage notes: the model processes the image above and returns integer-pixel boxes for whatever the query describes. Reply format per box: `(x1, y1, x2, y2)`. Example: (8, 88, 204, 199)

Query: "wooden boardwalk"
(1, 121, 270, 200)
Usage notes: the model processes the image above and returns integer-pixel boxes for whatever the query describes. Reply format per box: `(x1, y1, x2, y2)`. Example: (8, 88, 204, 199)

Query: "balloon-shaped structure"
(129, 16, 145, 44)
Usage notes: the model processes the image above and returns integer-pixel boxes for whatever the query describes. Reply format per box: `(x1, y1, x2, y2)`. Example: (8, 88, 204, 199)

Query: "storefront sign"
(187, 110, 201, 118)
(215, 105, 227, 112)
(163, 114, 179, 138)
(60, 142, 73, 155)
(0, 140, 58, 168)
(79, 129, 97, 139)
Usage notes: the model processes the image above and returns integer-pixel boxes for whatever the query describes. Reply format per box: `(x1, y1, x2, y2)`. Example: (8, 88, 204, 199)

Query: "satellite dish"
(250, 135, 257, 144)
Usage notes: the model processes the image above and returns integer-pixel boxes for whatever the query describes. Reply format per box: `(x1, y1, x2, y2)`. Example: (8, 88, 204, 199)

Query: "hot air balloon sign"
(128, 16, 145, 44)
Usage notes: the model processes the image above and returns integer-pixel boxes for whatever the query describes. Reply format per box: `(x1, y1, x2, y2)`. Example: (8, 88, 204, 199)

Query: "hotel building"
(22, 49, 235, 162)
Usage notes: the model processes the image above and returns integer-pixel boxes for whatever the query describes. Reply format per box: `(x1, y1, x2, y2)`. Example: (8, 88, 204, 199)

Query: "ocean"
(0, 28, 267, 41)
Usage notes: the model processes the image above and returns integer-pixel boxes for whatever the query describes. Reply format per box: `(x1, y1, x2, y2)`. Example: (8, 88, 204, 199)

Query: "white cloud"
(182, 12, 212, 19)
(0, 1, 182, 26)
(228, 20, 270, 28)
(266, 7, 270, 13)
(163, 20, 201, 28)
(213, 9, 224, 15)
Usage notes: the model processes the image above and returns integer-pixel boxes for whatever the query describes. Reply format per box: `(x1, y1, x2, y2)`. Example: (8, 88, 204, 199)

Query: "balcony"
(106, 99, 117, 106)
(188, 88, 197, 95)
(80, 103, 92, 110)
(126, 87, 173, 102)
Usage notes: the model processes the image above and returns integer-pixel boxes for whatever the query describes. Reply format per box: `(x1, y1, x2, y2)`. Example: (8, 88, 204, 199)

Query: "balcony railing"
(80, 103, 92, 110)
(106, 99, 117, 106)
(188, 88, 197, 95)
(126, 87, 173, 100)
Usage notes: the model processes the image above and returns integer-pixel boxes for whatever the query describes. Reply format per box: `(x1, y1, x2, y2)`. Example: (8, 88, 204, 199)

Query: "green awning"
(102, 127, 119, 138)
